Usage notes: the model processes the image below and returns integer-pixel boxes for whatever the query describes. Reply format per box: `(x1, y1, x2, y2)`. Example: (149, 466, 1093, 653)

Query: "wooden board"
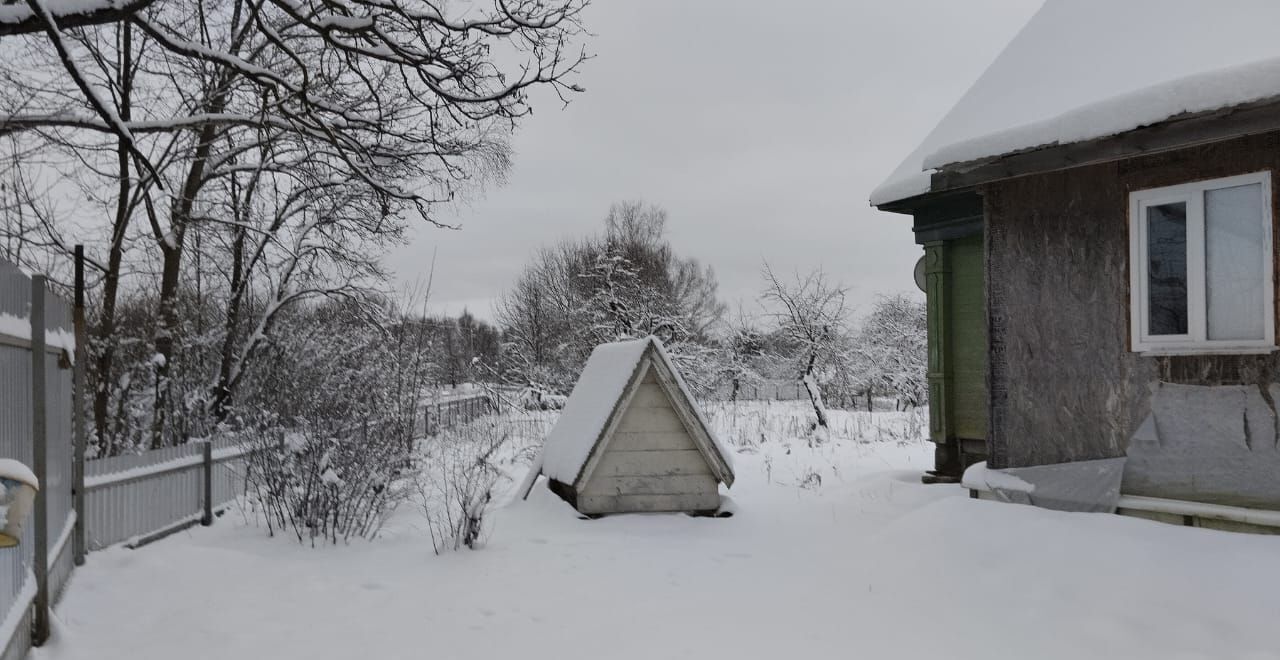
(592, 449, 711, 478)
(606, 430, 697, 452)
(578, 491, 720, 514)
(582, 474, 717, 497)
(627, 383, 672, 408)
(615, 405, 686, 433)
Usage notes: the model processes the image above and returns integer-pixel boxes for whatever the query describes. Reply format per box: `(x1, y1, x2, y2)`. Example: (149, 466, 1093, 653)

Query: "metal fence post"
(30, 275, 50, 646)
(73, 246, 87, 566)
(201, 441, 213, 526)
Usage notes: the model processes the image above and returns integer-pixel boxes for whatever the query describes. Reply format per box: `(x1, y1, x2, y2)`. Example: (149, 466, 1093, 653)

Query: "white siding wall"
(579, 371, 720, 513)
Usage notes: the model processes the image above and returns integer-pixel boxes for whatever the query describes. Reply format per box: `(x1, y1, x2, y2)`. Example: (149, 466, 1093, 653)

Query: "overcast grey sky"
(387, 0, 1043, 323)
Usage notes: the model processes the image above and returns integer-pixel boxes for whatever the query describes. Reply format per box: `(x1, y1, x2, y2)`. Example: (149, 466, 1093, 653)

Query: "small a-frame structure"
(538, 336, 734, 515)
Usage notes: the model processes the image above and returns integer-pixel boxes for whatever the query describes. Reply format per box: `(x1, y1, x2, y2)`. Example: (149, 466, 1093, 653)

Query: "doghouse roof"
(872, 0, 1280, 207)
(540, 336, 734, 488)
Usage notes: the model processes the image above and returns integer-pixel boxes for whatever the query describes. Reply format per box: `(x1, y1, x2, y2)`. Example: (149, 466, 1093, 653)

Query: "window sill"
(1133, 346, 1279, 357)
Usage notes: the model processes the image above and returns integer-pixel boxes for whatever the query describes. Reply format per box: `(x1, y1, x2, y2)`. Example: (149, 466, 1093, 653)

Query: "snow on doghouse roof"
(540, 336, 733, 486)
(871, 0, 1280, 207)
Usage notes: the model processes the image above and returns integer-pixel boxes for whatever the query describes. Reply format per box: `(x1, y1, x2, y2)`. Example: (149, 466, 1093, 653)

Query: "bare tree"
(0, 0, 157, 36)
(760, 263, 849, 429)
(1, 0, 591, 446)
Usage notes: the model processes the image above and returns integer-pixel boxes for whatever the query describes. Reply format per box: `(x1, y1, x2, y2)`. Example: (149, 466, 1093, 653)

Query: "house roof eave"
(930, 97, 1280, 194)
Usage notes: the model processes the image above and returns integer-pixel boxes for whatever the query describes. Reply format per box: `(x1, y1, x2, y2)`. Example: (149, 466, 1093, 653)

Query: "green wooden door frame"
(924, 241, 950, 442)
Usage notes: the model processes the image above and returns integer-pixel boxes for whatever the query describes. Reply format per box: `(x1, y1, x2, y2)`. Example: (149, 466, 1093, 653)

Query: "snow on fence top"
(871, 0, 1280, 206)
(0, 312, 76, 353)
(0, 258, 76, 352)
(540, 336, 733, 485)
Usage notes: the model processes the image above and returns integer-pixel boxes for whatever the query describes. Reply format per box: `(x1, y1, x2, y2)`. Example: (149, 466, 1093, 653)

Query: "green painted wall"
(925, 235, 987, 444)
(947, 234, 987, 440)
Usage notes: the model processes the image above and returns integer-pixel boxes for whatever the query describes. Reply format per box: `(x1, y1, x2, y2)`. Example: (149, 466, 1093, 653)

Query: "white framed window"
(1129, 171, 1275, 354)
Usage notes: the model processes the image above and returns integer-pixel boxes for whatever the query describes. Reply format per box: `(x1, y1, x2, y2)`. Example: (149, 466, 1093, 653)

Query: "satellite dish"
(913, 256, 927, 292)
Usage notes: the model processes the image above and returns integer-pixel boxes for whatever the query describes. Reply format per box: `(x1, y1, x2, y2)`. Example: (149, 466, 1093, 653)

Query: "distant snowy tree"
(497, 201, 725, 393)
(710, 311, 768, 402)
(856, 294, 927, 409)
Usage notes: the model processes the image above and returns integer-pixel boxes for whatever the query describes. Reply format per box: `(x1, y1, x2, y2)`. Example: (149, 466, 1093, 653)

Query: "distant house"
(872, 0, 1280, 528)
(539, 336, 734, 515)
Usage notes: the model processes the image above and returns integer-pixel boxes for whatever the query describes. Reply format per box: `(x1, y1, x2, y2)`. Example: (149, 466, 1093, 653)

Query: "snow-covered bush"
(416, 414, 551, 554)
(515, 386, 568, 411)
(243, 424, 414, 545)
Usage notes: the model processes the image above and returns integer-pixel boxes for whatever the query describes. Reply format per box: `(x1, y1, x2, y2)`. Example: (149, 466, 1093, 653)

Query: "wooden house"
(872, 0, 1280, 529)
(538, 336, 734, 516)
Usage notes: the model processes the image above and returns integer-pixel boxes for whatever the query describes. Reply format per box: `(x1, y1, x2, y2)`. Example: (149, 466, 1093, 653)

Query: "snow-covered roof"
(541, 339, 649, 484)
(540, 336, 733, 486)
(871, 0, 1280, 207)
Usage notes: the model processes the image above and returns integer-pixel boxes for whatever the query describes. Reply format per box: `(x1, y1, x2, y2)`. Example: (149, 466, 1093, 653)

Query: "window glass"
(1206, 183, 1265, 341)
(1146, 202, 1188, 336)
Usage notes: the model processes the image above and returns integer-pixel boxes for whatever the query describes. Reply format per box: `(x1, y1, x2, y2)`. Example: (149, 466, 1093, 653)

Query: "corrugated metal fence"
(0, 260, 75, 660)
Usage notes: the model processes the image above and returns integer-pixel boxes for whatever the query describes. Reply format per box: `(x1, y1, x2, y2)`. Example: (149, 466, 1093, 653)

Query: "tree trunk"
(802, 351, 828, 428)
(93, 22, 133, 454)
(209, 225, 247, 421)
(150, 106, 224, 447)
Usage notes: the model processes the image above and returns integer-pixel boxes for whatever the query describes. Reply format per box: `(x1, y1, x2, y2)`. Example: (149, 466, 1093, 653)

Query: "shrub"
(243, 423, 413, 545)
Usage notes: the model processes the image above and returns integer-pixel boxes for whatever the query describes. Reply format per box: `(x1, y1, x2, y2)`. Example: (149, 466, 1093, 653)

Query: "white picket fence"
(83, 437, 252, 550)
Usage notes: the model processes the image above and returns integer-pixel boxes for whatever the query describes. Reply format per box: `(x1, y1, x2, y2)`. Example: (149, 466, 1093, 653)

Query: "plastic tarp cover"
(965, 458, 1127, 513)
(1122, 383, 1280, 509)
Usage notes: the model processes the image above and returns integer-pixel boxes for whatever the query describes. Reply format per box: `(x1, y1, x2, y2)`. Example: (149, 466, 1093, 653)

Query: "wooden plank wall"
(983, 130, 1280, 471)
(579, 370, 719, 513)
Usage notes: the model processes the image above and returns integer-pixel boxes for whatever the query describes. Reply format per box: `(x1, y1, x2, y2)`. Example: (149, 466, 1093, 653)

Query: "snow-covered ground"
(33, 403, 1280, 660)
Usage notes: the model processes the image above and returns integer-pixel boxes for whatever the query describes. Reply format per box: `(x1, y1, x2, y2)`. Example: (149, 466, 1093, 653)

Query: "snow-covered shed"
(872, 0, 1280, 530)
(538, 337, 734, 515)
